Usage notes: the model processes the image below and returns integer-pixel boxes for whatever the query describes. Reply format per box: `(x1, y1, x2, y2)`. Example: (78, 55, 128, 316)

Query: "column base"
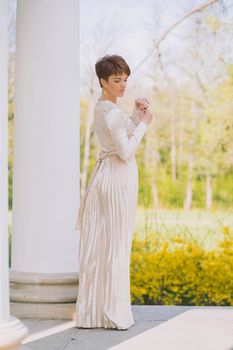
(10, 271, 79, 320)
(0, 316, 29, 350)
(10, 302, 76, 320)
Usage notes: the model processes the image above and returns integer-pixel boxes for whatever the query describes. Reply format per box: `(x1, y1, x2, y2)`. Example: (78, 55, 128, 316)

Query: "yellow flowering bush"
(130, 228, 233, 305)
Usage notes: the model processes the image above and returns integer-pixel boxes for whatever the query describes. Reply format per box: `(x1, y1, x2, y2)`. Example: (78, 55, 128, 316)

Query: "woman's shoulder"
(95, 99, 120, 113)
(95, 99, 123, 120)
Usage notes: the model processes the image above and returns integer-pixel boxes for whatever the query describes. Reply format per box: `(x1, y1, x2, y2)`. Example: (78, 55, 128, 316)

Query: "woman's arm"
(105, 107, 147, 162)
(125, 108, 141, 136)
(126, 98, 150, 135)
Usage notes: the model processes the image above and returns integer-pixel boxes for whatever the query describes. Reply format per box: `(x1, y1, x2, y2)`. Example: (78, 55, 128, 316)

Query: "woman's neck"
(100, 93, 117, 104)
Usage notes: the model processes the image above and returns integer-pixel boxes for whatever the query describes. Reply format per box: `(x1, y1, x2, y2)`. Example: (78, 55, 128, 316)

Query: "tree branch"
(132, 0, 219, 74)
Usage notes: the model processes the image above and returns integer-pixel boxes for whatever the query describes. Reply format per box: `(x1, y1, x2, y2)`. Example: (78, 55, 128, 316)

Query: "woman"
(74, 54, 152, 330)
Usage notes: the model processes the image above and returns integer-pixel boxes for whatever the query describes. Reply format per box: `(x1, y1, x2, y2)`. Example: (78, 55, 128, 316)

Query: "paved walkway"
(20, 305, 233, 350)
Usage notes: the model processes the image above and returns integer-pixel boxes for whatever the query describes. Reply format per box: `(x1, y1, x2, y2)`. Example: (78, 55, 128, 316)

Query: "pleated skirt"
(75, 152, 138, 329)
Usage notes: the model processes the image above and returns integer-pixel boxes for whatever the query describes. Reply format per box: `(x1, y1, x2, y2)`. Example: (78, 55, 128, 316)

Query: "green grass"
(8, 208, 233, 254)
(135, 208, 233, 251)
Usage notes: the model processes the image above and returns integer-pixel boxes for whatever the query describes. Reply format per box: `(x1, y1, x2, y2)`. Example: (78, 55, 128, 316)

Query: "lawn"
(8, 208, 233, 252)
(135, 208, 233, 251)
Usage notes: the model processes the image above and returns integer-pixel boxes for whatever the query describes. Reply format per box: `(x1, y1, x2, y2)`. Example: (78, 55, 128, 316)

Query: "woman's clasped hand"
(135, 98, 152, 126)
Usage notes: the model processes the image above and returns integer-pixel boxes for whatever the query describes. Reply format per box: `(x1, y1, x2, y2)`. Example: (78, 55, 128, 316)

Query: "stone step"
(109, 308, 233, 350)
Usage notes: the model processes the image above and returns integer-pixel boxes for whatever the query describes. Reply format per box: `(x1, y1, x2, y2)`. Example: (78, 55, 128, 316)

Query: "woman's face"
(101, 73, 128, 98)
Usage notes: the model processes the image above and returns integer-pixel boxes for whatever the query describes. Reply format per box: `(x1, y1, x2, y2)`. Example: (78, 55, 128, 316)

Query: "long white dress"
(74, 99, 148, 330)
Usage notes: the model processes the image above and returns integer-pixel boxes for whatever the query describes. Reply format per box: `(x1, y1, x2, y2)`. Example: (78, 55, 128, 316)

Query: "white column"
(10, 0, 80, 319)
(0, 0, 29, 348)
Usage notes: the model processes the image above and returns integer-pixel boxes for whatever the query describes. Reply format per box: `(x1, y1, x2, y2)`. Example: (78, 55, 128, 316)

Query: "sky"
(8, 0, 233, 94)
(80, 0, 233, 92)
(80, 0, 187, 74)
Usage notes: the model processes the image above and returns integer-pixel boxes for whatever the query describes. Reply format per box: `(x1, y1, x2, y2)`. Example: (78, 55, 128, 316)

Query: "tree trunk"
(177, 104, 184, 180)
(152, 140, 160, 210)
(184, 153, 193, 209)
(152, 179, 159, 210)
(170, 113, 176, 181)
(205, 173, 212, 210)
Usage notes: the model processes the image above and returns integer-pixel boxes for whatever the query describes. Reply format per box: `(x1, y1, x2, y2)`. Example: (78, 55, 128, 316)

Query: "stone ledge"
(10, 270, 79, 284)
(10, 302, 76, 320)
(10, 271, 79, 319)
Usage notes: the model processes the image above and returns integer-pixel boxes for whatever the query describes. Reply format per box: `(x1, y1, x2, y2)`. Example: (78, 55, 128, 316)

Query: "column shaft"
(10, 0, 80, 319)
(12, 0, 80, 274)
(0, 0, 28, 348)
(0, 0, 10, 326)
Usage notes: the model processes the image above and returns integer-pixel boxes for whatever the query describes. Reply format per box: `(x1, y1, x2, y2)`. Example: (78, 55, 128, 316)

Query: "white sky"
(8, 0, 233, 94)
(80, 0, 233, 92)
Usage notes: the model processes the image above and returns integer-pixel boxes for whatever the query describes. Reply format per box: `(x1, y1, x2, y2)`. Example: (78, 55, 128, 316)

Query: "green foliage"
(138, 165, 153, 209)
(8, 98, 14, 210)
(130, 228, 233, 305)
(156, 172, 186, 208)
(191, 177, 206, 208)
(8, 171, 13, 209)
(213, 170, 233, 208)
(204, 15, 222, 32)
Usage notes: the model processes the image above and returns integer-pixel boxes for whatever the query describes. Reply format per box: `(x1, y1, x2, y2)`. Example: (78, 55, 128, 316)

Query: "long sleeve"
(125, 108, 141, 136)
(105, 107, 147, 162)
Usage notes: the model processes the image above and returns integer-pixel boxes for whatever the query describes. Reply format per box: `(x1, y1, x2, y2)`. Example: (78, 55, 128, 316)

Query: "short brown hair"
(95, 55, 130, 88)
